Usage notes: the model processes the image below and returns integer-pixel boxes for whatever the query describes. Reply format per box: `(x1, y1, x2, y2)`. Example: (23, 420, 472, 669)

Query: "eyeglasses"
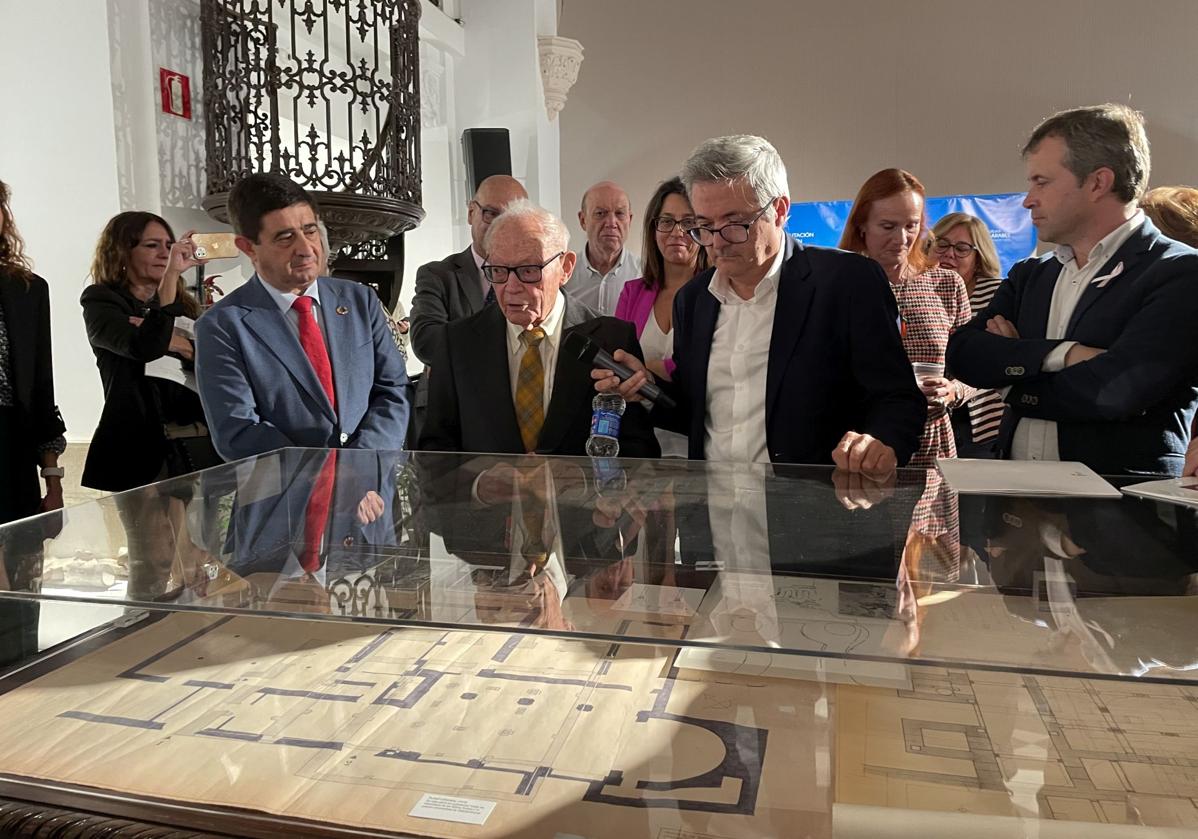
(470, 201, 503, 224)
(482, 252, 565, 285)
(686, 200, 776, 245)
(653, 216, 697, 234)
(933, 239, 978, 258)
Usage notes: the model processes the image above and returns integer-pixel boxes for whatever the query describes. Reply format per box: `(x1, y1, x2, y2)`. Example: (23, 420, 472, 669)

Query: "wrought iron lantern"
(200, 0, 424, 255)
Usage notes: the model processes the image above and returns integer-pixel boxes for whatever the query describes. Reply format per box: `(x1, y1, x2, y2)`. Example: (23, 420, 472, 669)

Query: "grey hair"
(680, 134, 790, 218)
(484, 199, 570, 253)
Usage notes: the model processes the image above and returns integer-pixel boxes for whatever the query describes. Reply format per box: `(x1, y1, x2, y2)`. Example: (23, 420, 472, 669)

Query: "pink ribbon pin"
(1091, 261, 1124, 288)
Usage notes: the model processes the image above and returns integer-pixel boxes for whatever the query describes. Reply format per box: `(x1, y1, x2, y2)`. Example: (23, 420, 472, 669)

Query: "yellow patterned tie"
(515, 328, 547, 453)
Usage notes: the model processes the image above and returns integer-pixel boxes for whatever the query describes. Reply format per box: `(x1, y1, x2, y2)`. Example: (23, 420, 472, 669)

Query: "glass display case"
(0, 449, 1196, 838)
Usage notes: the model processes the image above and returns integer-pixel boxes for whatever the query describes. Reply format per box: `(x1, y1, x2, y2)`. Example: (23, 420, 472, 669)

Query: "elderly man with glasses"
(593, 134, 925, 480)
(419, 200, 660, 458)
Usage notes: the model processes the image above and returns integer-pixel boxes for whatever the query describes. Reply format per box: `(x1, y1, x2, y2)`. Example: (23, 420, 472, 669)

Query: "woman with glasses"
(614, 178, 708, 457)
(839, 169, 972, 467)
(929, 212, 1006, 458)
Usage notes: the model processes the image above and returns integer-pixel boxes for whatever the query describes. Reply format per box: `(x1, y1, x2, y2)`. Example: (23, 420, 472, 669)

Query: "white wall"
(399, 0, 561, 376)
(1, 0, 565, 429)
(559, 0, 1198, 243)
(0, 0, 122, 443)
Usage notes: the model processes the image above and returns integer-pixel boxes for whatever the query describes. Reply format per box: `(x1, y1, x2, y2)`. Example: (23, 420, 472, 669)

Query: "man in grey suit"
(408, 175, 527, 433)
(195, 173, 410, 461)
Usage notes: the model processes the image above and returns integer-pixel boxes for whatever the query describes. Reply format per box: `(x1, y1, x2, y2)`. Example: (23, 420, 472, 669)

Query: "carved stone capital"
(537, 35, 584, 121)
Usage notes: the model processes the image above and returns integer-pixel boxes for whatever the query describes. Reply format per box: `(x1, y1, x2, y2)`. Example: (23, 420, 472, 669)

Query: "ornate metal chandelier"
(200, 0, 424, 254)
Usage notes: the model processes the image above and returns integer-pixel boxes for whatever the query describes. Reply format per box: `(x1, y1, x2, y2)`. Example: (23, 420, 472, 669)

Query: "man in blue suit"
(593, 134, 925, 478)
(947, 104, 1198, 476)
(196, 173, 410, 461)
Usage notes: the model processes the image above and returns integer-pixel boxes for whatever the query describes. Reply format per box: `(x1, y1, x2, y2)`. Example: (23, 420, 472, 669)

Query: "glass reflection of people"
(470, 461, 579, 632)
(930, 213, 1007, 460)
(220, 449, 395, 616)
(839, 169, 973, 468)
(0, 179, 67, 666)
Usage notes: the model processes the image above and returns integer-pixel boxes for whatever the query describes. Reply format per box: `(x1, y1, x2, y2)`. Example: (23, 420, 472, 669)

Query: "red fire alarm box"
(160, 68, 192, 120)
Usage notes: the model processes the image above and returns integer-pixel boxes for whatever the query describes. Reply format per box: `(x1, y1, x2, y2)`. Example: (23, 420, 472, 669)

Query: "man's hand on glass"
(831, 431, 897, 480)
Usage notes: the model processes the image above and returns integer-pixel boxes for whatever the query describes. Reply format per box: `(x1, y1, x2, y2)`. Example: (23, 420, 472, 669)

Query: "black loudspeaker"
(461, 128, 512, 195)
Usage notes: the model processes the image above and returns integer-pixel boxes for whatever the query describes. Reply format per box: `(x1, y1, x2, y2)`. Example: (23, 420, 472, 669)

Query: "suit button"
(1005, 366, 1025, 376)
(1002, 512, 1023, 528)
(339, 432, 349, 444)
(1020, 394, 1039, 406)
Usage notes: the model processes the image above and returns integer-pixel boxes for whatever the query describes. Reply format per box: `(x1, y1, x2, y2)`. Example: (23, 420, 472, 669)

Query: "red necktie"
(291, 296, 336, 412)
(300, 450, 338, 573)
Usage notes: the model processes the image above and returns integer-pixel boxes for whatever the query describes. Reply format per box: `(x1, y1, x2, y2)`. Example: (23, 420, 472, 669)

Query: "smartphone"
(192, 232, 239, 260)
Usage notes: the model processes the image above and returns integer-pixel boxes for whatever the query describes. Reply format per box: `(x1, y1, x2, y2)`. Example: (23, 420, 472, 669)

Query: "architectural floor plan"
(0, 612, 831, 838)
(837, 667, 1198, 829)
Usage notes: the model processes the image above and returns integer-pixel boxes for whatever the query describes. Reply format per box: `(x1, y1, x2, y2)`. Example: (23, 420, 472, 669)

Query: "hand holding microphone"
(565, 332, 675, 410)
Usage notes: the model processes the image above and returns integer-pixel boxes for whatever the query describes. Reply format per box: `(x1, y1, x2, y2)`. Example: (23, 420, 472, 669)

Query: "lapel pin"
(1091, 261, 1124, 288)
(336, 305, 349, 315)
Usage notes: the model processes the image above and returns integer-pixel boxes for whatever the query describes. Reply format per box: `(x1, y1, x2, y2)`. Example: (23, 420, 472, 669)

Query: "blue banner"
(786, 192, 1036, 276)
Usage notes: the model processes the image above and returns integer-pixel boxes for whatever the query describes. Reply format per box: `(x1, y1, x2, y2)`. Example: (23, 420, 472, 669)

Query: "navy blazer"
(946, 218, 1198, 476)
(658, 235, 926, 466)
(195, 275, 410, 462)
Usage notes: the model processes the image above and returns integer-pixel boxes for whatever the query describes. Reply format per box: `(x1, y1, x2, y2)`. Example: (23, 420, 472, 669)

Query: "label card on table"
(408, 793, 496, 826)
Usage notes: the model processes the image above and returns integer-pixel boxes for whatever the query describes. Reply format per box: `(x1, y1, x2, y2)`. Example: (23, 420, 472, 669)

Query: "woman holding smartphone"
(81, 211, 217, 492)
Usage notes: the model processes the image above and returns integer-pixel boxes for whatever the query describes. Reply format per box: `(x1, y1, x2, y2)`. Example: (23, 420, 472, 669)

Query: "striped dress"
(953, 277, 1007, 456)
(890, 267, 972, 468)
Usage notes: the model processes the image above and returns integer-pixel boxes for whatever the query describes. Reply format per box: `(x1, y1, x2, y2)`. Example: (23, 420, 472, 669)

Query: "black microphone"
(563, 332, 677, 411)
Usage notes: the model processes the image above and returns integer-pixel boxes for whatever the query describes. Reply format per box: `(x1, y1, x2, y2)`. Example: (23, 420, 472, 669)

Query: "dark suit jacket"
(946, 218, 1198, 476)
(0, 272, 66, 518)
(195, 275, 410, 462)
(409, 247, 487, 410)
(659, 235, 926, 466)
(80, 283, 195, 491)
(417, 298, 660, 458)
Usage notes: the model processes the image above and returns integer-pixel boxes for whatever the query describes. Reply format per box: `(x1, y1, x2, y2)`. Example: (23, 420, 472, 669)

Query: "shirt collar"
(505, 291, 567, 356)
(1053, 211, 1144, 267)
(580, 244, 631, 276)
(707, 240, 785, 305)
(471, 245, 486, 273)
(257, 274, 322, 315)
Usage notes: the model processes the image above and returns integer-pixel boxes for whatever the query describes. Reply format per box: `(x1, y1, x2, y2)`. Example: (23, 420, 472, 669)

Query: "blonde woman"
(930, 212, 1006, 458)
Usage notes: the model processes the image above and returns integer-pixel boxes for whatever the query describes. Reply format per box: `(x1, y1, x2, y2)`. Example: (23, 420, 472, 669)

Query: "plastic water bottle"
(586, 393, 625, 457)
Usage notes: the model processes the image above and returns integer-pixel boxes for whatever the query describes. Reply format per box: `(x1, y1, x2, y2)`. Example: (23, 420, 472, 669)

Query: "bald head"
(469, 175, 528, 255)
(578, 180, 632, 266)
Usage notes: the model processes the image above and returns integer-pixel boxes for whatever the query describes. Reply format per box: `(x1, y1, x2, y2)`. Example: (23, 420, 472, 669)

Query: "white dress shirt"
(1011, 212, 1143, 461)
(572, 247, 641, 314)
(505, 291, 566, 407)
(704, 246, 786, 464)
(638, 312, 688, 458)
(256, 274, 329, 344)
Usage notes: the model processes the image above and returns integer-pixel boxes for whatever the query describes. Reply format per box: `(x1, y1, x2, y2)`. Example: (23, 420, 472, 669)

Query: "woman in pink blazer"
(614, 177, 708, 381)
(615, 177, 708, 458)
